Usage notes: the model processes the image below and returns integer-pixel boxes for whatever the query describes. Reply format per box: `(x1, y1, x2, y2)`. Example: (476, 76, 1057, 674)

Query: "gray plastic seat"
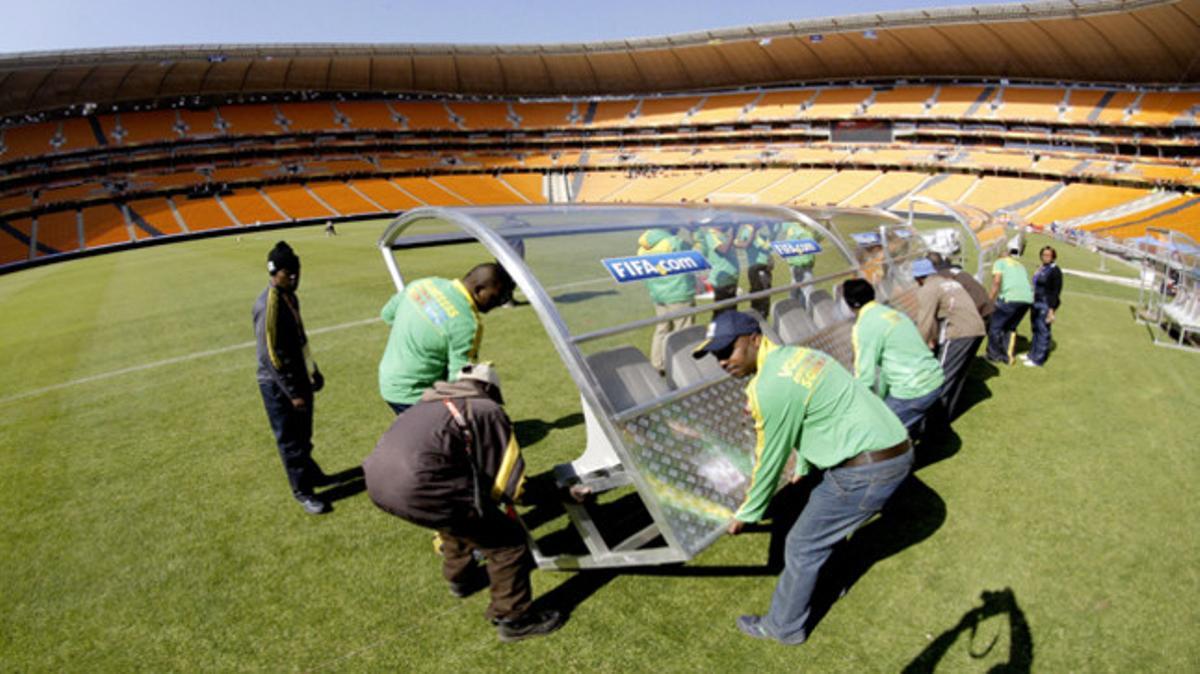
(585, 346, 670, 413)
(664, 325, 725, 389)
(773, 298, 819, 344)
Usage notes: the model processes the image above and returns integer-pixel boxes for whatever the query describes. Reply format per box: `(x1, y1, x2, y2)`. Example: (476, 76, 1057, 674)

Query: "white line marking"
(0, 277, 614, 406)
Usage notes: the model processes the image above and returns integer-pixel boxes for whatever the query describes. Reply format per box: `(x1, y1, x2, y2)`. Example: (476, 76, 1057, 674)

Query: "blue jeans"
(885, 388, 941, 431)
(387, 401, 412, 415)
(762, 449, 914, 643)
(986, 300, 1030, 364)
(1027, 302, 1052, 365)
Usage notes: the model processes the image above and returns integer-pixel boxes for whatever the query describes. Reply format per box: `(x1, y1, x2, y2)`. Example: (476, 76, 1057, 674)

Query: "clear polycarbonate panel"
(384, 204, 858, 356)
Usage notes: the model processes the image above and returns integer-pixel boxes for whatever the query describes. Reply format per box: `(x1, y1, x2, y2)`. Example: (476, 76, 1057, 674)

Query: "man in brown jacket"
(929, 252, 994, 321)
(363, 363, 565, 642)
(913, 259, 986, 421)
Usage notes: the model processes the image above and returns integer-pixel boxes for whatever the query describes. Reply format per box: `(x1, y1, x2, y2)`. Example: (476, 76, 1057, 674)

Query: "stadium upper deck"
(1, 0, 1198, 270)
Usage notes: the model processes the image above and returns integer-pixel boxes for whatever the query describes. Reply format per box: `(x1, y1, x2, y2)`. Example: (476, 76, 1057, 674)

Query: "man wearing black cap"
(694, 311, 912, 645)
(253, 241, 330, 515)
(363, 363, 568, 642)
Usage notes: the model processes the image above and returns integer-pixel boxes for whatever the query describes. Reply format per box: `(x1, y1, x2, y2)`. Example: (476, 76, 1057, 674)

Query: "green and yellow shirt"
(852, 301, 945, 400)
(637, 228, 697, 306)
(992, 256, 1034, 304)
(736, 340, 908, 522)
(778, 221, 816, 269)
(696, 227, 740, 288)
(378, 277, 482, 405)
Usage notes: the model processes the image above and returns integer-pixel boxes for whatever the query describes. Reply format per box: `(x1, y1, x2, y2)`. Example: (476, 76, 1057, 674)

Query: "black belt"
(837, 439, 911, 469)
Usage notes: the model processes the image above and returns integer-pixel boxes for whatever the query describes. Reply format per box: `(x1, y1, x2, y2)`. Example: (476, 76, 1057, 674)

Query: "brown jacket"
(938, 267, 994, 319)
(916, 275, 987, 345)
(363, 380, 525, 529)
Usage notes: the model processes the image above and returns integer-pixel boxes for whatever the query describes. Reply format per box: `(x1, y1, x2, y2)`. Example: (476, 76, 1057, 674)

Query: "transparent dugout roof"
(380, 204, 860, 343)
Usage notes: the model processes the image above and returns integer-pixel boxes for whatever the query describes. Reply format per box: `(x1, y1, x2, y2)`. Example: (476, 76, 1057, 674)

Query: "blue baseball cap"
(911, 258, 937, 279)
(692, 311, 761, 359)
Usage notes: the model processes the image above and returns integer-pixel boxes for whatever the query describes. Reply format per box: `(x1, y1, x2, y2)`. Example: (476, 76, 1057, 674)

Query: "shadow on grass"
(317, 466, 366, 503)
(902, 587, 1033, 673)
(553, 290, 619, 304)
(531, 475, 946, 627)
(513, 412, 585, 448)
(953, 357, 1000, 419)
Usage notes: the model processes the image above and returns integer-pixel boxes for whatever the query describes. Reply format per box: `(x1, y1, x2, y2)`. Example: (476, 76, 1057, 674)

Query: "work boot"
(494, 609, 565, 642)
(296, 494, 330, 515)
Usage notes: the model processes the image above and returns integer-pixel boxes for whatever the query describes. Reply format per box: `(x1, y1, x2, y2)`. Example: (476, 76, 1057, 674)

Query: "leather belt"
(837, 439, 911, 469)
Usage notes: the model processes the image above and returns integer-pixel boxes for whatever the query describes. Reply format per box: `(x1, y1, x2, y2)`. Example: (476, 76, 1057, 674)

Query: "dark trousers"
(1028, 302, 1053, 365)
(712, 283, 738, 318)
(387, 401, 412, 415)
(986, 301, 1030, 364)
(937, 335, 982, 421)
(441, 511, 533, 622)
(747, 264, 773, 319)
(258, 380, 323, 498)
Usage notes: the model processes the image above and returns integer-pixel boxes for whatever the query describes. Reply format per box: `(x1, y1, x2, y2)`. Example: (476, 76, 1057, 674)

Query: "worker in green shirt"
(692, 311, 912, 645)
(986, 245, 1034, 365)
(696, 225, 740, 316)
(843, 278, 945, 431)
(378, 263, 515, 414)
(736, 221, 776, 318)
(638, 228, 696, 372)
(777, 221, 817, 301)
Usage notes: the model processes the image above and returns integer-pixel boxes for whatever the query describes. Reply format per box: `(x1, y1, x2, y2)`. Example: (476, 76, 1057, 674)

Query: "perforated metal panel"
(618, 378, 763, 557)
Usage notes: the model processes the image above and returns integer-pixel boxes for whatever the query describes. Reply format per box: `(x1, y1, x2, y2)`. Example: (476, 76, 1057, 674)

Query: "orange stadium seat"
(589, 100, 640, 128)
(105, 110, 180, 146)
(276, 103, 339, 132)
(57, 118, 100, 153)
(335, 102, 403, 131)
(802, 88, 871, 119)
(1128, 92, 1200, 126)
(394, 102, 457, 131)
(753, 169, 835, 204)
(215, 104, 282, 136)
(80, 204, 132, 248)
(708, 168, 795, 198)
(37, 182, 109, 208)
(966, 150, 1035, 172)
(178, 109, 222, 138)
(33, 210, 81, 256)
(1093, 92, 1140, 125)
(742, 91, 808, 123)
(0, 193, 33, 218)
(449, 102, 516, 130)
(864, 86, 936, 118)
(994, 88, 1065, 122)
(908, 174, 978, 212)
(172, 196, 236, 231)
(575, 173, 634, 202)
(1078, 194, 1184, 232)
(1, 122, 59, 162)
(512, 103, 578, 129)
(609, 173, 698, 202)
(220, 189, 285, 226)
(844, 172, 926, 208)
(656, 170, 749, 202)
(1061, 89, 1112, 124)
(962, 177, 1059, 214)
(126, 198, 184, 236)
(0, 217, 32, 264)
(391, 177, 470, 206)
(802, 170, 879, 205)
(307, 182, 382, 215)
(688, 94, 758, 125)
(1028, 184, 1148, 225)
(1093, 198, 1200, 240)
(260, 185, 334, 220)
(635, 97, 701, 127)
(431, 175, 523, 205)
(930, 86, 991, 118)
(497, 174, 547, 203)
(350, 179, 425, 211)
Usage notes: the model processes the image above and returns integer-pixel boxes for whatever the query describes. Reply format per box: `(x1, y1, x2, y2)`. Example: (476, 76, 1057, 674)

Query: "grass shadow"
(553, 290, 619, 304)
(902, 587, 1033, 673)
(953, 358, 999, 418)
(513, 412, 585, 448)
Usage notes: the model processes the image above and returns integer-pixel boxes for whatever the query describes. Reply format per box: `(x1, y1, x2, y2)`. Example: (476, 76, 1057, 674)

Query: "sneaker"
(494, 609, 565, 642)
(1022, 359, 1041, 367)
(448, 565, 490, 598)
(736, 615, 807, 645)
(296, 494, 330, 515)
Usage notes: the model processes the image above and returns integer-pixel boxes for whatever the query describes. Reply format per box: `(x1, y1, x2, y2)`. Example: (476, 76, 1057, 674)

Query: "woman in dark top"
(1023, 246, 1063, 367)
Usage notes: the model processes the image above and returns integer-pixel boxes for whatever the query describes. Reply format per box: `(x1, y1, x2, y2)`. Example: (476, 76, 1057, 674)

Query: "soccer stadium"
(1, 0, 1198, 670)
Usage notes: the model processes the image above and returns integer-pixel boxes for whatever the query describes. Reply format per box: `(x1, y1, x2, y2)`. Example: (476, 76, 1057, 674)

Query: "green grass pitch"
(1, 218, 1198, 672)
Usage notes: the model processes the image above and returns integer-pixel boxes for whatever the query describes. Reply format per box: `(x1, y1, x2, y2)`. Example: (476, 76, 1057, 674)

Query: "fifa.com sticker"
(851, 232, 882, 246)
(602, 251, 711, 283)
(771, 239, 822, 258)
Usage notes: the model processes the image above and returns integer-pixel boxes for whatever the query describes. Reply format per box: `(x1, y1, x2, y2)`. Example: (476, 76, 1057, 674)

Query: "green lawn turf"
(1, 221, 1198, 672)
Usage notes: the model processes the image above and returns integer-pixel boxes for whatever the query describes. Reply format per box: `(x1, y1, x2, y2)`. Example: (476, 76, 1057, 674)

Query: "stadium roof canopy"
(0, 0, 1198, 118)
